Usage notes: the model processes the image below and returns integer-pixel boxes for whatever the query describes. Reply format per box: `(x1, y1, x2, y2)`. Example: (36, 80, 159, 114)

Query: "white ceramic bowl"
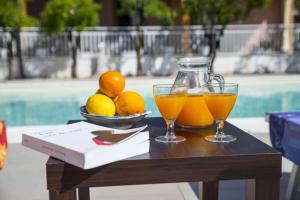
(80, 106, 150, 129)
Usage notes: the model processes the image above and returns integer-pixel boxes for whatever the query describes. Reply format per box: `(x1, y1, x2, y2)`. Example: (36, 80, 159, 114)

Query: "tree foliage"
(295, 0, 300, 12)
(0, 0, 38, 30)
(41, 0, 101, 33)
(0, 0, 38, 79)
(41, 0, 101, 78)
(118, 0, 176, 75)
(182, 0, 270, 71)
(118, 0, 176, 26)
(182, 0, 270, 27)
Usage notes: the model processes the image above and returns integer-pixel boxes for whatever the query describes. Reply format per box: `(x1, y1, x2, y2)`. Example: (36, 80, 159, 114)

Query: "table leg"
(285, 164, 300, 200)
(78, 187, 90, 200)
(245, 179, 255, 200)
(49, 189, 77, 200)
(255, 178, 280, 200)
(199, 181, 218, 200)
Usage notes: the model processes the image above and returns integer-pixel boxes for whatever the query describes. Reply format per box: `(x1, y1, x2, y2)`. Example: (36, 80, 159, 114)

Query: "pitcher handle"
(206, 72, 224, 84)
(205, 72, 225, 92)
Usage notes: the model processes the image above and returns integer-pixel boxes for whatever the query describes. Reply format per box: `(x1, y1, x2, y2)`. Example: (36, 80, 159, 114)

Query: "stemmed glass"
(202, 83, 239, 143)
(153, 84, 188, 143)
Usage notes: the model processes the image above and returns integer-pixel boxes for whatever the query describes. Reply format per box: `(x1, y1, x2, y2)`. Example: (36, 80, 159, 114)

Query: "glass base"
(155, 135, 186, 143)
(205, 134, 237, 143)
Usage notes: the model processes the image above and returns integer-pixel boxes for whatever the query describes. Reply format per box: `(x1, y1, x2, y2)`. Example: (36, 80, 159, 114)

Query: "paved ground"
(1, 74, 300, 92)
(0, 144, 196, 200)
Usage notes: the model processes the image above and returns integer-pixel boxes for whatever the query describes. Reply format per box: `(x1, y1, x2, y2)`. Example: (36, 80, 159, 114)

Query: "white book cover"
(22, 121, 149, 169)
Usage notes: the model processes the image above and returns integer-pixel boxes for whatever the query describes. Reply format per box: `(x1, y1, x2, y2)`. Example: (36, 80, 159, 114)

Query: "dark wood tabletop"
(46, 117, 281, 200)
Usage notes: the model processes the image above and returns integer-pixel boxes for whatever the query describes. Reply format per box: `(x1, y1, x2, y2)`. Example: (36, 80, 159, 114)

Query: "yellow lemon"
(86, 94, 116, 116)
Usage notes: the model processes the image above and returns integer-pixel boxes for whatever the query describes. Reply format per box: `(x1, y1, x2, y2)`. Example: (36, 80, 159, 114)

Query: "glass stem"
(215, 120, 225, 138)
(166, 120, 176, 139)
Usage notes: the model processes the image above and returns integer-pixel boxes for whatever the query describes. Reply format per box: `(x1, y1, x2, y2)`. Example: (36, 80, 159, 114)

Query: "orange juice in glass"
(203, 83, 238, 143)
(204, 93, 237, 120)
(154, 94, 187, 121)
(176, 94, 214, 127)
(153, 84, 187, 143)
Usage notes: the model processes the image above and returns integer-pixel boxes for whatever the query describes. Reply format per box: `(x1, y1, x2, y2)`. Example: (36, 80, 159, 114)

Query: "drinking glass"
(202, 83, 238, 143)
(153, 84, 187, 143)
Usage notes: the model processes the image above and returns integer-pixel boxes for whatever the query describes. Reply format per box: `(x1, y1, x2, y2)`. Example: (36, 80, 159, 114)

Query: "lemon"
(86, 94, 116, 116)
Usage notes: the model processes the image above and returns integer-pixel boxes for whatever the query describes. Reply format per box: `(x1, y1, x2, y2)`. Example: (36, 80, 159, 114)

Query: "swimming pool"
(1, 76, 300, 126)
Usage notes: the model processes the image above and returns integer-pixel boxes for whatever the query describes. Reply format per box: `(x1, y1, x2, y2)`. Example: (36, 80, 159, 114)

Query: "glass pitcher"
(174, 57, 224, 128)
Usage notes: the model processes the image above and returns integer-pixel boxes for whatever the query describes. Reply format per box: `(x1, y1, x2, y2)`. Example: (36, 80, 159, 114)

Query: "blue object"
(269, 112, 300, 165)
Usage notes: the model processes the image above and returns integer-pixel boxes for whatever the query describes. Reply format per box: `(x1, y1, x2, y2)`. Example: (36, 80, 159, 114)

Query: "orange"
(99, 71, 125, 98)
(115, 91, 145, 116)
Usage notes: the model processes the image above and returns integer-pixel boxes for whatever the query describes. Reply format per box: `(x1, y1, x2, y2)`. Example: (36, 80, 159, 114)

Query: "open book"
(22, 121, 149, 169)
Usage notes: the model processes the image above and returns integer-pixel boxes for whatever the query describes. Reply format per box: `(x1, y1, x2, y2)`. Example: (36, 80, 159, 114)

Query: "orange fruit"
(99, 71, 125, 98)
(115, 91, 145, 116)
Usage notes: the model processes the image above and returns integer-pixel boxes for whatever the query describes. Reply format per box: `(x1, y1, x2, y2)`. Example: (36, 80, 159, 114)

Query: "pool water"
(1, 84, 300, 126)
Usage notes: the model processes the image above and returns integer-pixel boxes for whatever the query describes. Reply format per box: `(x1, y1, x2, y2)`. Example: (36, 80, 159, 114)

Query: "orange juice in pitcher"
(176, 94, 214, 127)
(173, 57, 224, 128)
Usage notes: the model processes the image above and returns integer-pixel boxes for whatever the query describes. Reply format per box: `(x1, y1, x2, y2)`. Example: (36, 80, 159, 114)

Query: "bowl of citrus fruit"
(80, 70, 150, 129)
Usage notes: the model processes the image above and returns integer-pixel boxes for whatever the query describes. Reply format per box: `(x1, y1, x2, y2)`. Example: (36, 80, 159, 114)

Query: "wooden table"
(46, 117, 281, 200)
